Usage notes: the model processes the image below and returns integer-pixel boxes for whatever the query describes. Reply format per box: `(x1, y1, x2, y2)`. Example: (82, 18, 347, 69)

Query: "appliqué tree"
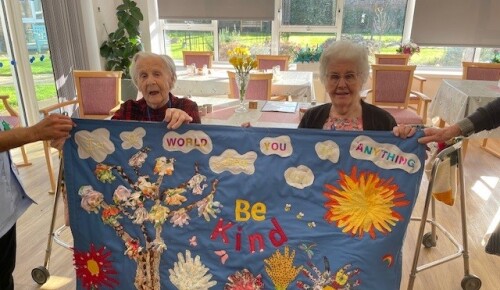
(78, 147, 221, 290)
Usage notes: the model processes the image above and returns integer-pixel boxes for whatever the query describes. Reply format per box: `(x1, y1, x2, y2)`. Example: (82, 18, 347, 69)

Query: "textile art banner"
(64, 119, 425, 290)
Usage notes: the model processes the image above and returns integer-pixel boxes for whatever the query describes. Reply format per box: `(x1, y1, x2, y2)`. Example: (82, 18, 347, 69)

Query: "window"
(161, 1, 498, 69)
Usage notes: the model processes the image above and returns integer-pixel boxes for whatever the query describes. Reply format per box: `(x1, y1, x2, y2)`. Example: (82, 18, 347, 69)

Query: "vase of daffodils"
(228, 46, 257, 113)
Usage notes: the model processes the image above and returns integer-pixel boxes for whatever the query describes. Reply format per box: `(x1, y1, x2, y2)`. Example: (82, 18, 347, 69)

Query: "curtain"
(41, 0, 90, 102)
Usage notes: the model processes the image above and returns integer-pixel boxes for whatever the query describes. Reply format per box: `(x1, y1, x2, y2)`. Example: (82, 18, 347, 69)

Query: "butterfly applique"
(189, 236, 197, 247)
(299, 242, 316, 259)
(214, 250, 229, 264)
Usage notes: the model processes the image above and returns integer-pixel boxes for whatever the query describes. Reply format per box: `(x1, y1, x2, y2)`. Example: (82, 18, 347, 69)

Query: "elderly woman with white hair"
(112, 52, 200, 129)
(299, 41, 414, 138)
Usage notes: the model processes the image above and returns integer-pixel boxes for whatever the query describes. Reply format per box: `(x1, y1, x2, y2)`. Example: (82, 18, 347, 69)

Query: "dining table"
(172, 69, 316, 102)
(430, 79, 500, 138)
(430, 79, 500, 157)
(186, 96, 310, 129)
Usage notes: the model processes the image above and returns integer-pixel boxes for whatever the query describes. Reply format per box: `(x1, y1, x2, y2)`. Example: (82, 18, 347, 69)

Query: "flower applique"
(169, 250, 217, 289)
(225, 268, 264, 290)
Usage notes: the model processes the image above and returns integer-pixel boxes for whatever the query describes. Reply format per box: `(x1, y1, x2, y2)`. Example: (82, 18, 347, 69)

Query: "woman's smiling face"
(324, 60, 363, 109)
(135, 55, 174, 109)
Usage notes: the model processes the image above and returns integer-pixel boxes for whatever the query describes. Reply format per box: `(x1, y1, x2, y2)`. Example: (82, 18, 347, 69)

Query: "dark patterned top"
(112, 93, 201, 124)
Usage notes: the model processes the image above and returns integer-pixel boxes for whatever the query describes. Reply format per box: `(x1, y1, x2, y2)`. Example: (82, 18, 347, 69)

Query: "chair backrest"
(374, 54, 410, 65)
(371, 64, 416, 108)
(227, 71, 272, 101)
(182, 51, 213, 69)
(0, 95, 21, 128)
(73, 70, 122, 119)
(256, 55, 289, 71)
(462, 62, 500, 81)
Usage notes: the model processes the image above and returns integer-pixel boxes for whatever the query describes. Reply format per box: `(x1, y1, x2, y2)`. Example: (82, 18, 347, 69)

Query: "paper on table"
(261, 101, 298, 113)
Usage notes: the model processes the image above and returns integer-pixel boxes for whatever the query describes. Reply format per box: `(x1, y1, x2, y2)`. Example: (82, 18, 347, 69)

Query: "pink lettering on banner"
(164, 137, 208, 148)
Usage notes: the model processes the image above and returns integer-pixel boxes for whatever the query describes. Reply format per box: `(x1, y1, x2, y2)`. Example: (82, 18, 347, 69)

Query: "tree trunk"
(133, 245, 161, 290)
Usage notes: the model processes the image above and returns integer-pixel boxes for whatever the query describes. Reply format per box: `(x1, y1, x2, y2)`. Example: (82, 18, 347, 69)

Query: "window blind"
(411, 0, 500, 47)
(157, 0, 275, 20)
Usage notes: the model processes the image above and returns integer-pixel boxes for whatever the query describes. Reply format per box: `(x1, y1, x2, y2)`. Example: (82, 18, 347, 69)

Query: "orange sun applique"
(73, 243, 119, 290)
(323, 166, 409, 239)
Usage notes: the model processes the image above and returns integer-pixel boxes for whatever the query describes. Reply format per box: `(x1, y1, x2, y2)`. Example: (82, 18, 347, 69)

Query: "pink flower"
(79, 185, 104, 213)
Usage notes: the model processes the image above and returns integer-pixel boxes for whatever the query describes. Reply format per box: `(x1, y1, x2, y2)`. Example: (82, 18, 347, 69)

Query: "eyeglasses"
(325, 73, 359, 85)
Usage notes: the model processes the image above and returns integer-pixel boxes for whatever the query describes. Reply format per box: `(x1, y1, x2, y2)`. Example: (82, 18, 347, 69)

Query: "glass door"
(0, 0, 57, 125)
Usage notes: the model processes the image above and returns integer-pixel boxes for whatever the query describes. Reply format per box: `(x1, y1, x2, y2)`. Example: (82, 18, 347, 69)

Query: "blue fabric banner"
(63, 119, 425, 290)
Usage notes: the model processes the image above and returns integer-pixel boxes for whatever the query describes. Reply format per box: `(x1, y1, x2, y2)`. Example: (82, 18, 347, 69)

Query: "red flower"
(73, 244, 119, 290)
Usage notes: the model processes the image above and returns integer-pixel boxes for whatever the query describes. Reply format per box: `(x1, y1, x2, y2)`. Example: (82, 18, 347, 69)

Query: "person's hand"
(418, 124, 462, 144)
(392, 125, 416, 139)
(164, 108, 193, 129)
(50, 137, 68, 151)
(31, 114, 74, 141)
(241, 122, 252, 128)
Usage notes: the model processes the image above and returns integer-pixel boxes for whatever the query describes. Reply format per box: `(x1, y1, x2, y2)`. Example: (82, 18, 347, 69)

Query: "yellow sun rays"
(323, 167, 409, 239)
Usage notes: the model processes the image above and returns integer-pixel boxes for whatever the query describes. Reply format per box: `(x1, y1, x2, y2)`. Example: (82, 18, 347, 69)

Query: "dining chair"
(0, 95, 31, 167)
(366, 64, 431, 125)
(462, 62, 500, 81)
(256, 55, 290, 71)
(73, 70, 123, 119)
(462, 62, 500, 157)
(374, 53, 428, 113)
(182, 51, 214, 69)
(227, 71, 291, 101)
(38, 70, 122, 192)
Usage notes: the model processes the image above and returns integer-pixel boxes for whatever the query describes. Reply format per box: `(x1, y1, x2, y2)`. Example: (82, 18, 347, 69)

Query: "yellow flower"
(227, 46, 256, 75)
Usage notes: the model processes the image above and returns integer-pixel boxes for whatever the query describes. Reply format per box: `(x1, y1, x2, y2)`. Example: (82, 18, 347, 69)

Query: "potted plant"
(99, 0, 143, 79)
(293, 45, 323, 77)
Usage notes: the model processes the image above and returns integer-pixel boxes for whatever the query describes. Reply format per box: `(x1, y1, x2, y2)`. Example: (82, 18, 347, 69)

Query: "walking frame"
(408, 139, 481, 290)
(31, 154, 72, 285)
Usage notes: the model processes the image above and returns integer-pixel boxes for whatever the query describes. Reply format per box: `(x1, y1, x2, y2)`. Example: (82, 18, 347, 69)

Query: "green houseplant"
(100, 0, 143, 79)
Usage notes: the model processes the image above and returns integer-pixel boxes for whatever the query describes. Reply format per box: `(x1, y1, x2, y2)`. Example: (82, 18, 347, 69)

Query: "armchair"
(0, 95, 31, 166)
(366, 64, 430, 125)
(374, 54, 428, 115)
(256, 55, 290, 71)
(182, 51, 213, 69)
(73, 70, 122, 119)
(39, 70, 122, 192)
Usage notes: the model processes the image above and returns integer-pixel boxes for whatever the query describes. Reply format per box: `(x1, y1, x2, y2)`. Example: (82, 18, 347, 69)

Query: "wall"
(88, 0, 155, 69)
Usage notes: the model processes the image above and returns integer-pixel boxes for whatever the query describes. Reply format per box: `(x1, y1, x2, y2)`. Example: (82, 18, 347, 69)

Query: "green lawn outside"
(0, 55, 53, 76)
(0, 83, 56, 111)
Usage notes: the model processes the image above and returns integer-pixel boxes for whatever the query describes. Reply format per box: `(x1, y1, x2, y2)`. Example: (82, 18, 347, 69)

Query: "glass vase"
(235, 72, 250, 113)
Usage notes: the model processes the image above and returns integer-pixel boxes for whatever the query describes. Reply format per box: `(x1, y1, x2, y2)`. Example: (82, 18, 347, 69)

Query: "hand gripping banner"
(63, 119, 425, 290)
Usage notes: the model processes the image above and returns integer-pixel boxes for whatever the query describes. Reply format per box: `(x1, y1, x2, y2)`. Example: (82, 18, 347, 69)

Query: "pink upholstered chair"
(462, 62, 500, 81)
(73, 70, 122, 119)
(366, 64, 430, 125)
(182, 51, 213, 69)
(256, 55, 289, 71)
(375, 54, 428, 115)
(0, 95, 31, 167)
(227, 71, 290, 101)
(374, 53, 410, 65)
(38, 70, 122, 192)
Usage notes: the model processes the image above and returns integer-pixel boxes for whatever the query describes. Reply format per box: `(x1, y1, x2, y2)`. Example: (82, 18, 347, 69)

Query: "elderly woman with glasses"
(299, 41, 414, 137)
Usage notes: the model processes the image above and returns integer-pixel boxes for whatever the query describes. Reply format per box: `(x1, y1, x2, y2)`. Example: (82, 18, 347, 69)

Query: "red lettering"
(210, 218, 234, 244)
